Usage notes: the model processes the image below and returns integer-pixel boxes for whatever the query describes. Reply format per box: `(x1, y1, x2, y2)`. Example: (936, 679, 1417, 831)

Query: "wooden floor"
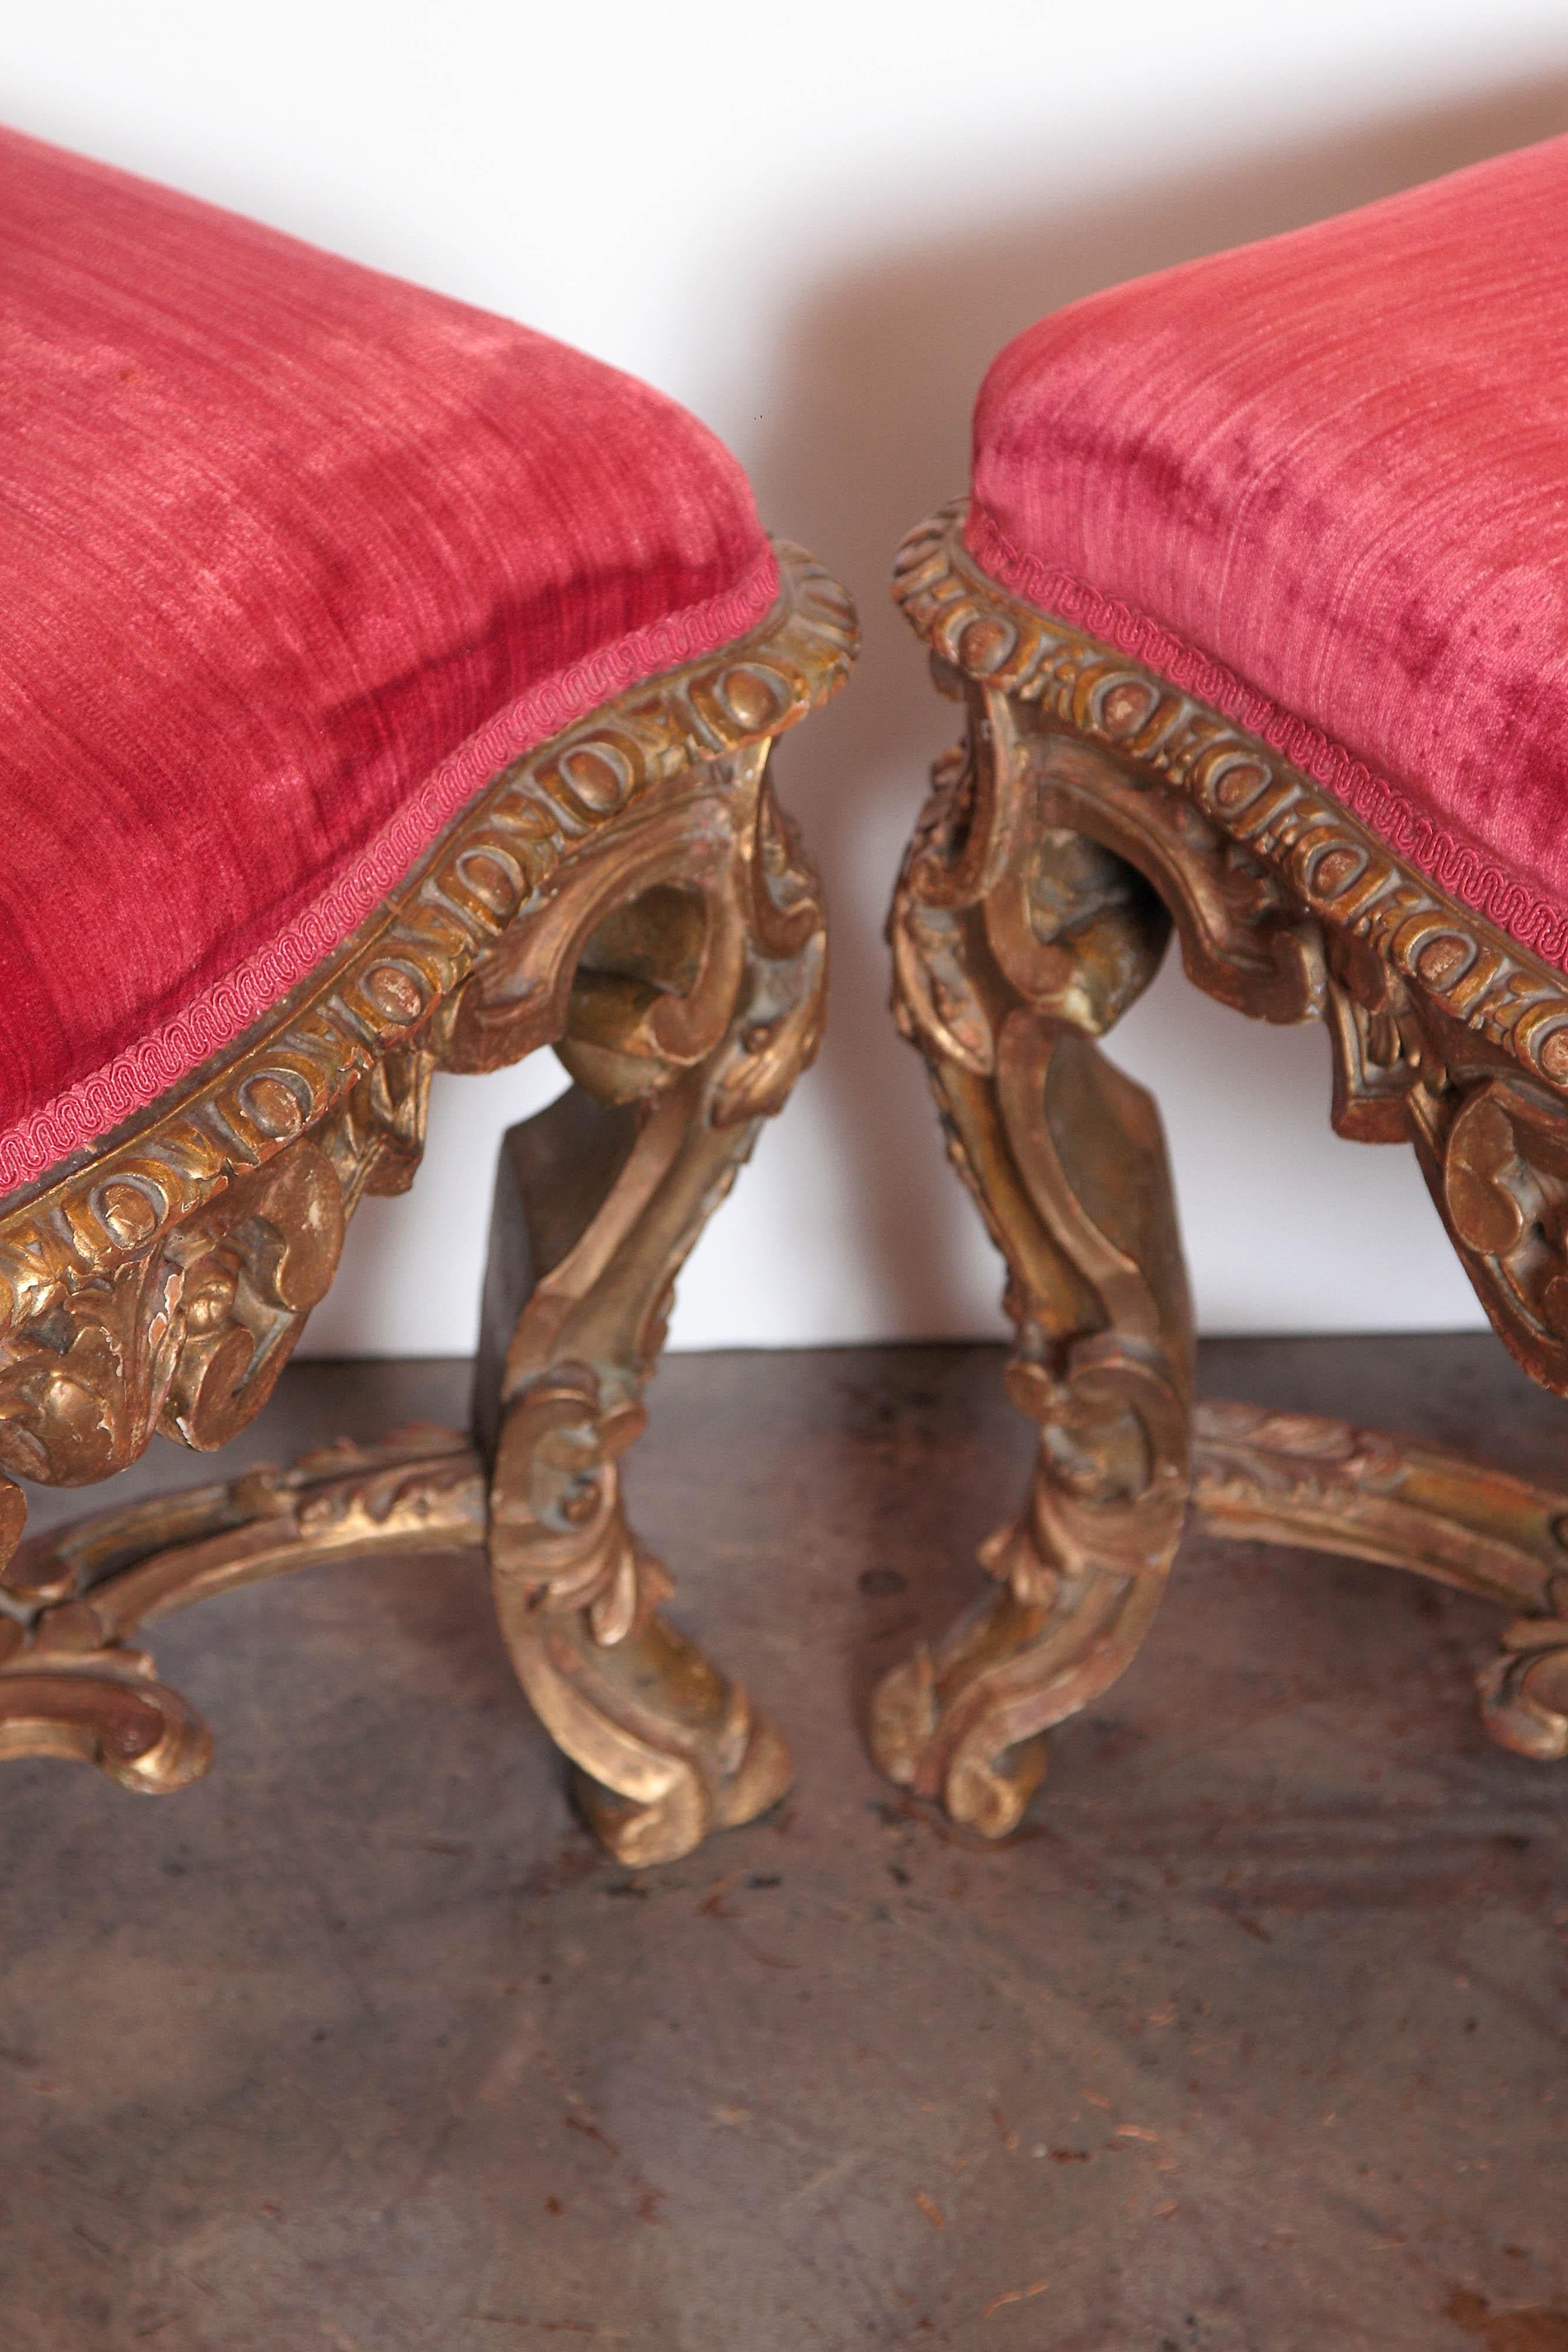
(2, 1336, 1566, 2351)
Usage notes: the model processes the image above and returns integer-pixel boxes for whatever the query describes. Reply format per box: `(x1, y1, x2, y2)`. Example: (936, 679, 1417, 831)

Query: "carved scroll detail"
(0, 549, 852, 1855)
(0, 1428, 485, 1790)
(0, 745, 835, 1841)
(883, 503, 1568, 1813)
(475, 752, 821, 1866)
(0, 1115, 392, 1492)
(872, 674, 1193, 1836)
(1192, 1401, 1568, 1760)
(0, 547, 854, 1502)
(894, 504, 1568, 1406)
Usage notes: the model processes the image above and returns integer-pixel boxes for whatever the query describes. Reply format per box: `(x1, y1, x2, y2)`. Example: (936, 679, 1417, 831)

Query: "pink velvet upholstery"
(0, 128, 777, 1194)
(968, 134, 1568, 969)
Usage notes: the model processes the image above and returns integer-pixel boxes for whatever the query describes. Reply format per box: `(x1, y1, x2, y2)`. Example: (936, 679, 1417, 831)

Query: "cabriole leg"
(871, 701, 1194, 1836)
(473, 749, 824, 1867)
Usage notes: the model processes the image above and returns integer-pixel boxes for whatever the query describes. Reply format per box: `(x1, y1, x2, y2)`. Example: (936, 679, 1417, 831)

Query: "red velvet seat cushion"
(968, 134, 1568, 970)
(0, 128, 777, 1194)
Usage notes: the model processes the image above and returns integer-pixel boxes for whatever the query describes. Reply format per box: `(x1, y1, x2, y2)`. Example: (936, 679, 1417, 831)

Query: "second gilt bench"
(876, 132, 1568, 1835)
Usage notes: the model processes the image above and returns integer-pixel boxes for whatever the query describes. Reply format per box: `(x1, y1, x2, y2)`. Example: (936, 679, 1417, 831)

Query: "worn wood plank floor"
(1, 1337, 1565, 2351)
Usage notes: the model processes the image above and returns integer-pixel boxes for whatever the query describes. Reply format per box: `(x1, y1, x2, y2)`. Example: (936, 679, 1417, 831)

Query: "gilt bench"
(0, 128, 855, 1867)
(875, 133, 1568, 1835)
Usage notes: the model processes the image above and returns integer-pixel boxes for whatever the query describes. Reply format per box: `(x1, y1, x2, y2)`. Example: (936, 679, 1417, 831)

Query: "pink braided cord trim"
(965, 507, 1568, 975)
(0, 545, 780, 1197)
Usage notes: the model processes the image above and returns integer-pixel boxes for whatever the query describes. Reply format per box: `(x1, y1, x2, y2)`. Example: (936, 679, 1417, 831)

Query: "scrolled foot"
(1, 1467, 211, 1790)
(567, 1604, 792, 1867)
(1479, 1618, 1568, 1761)
(491, 1368, 792, 1867)
(0, 1612, 213, 1793)
(872, 1331, 1189, 1838)
(871, 1591, 1051, 1840)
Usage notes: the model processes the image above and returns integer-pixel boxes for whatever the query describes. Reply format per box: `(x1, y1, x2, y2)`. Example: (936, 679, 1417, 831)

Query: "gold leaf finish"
(0, 546, 851, 1339)
(475, 741, 823, 1865)
(0, 1427, 485, 1793)
(880, 504, 1568, 1827)
(0, 543, 854, 1862)
(873, 620, 1192, 1837)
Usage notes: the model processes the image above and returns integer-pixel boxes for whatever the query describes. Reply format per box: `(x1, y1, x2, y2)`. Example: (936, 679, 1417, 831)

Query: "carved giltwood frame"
(874, 502, 1568, 1835)
(0, 544, 856, 1866)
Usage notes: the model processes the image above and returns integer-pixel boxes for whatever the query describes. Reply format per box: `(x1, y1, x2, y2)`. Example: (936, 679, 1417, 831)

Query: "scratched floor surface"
(1, 1337, 1565, 2352)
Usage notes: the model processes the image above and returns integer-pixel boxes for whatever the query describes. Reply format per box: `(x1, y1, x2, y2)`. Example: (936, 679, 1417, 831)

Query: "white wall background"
(7, 5, 1568, 1354)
